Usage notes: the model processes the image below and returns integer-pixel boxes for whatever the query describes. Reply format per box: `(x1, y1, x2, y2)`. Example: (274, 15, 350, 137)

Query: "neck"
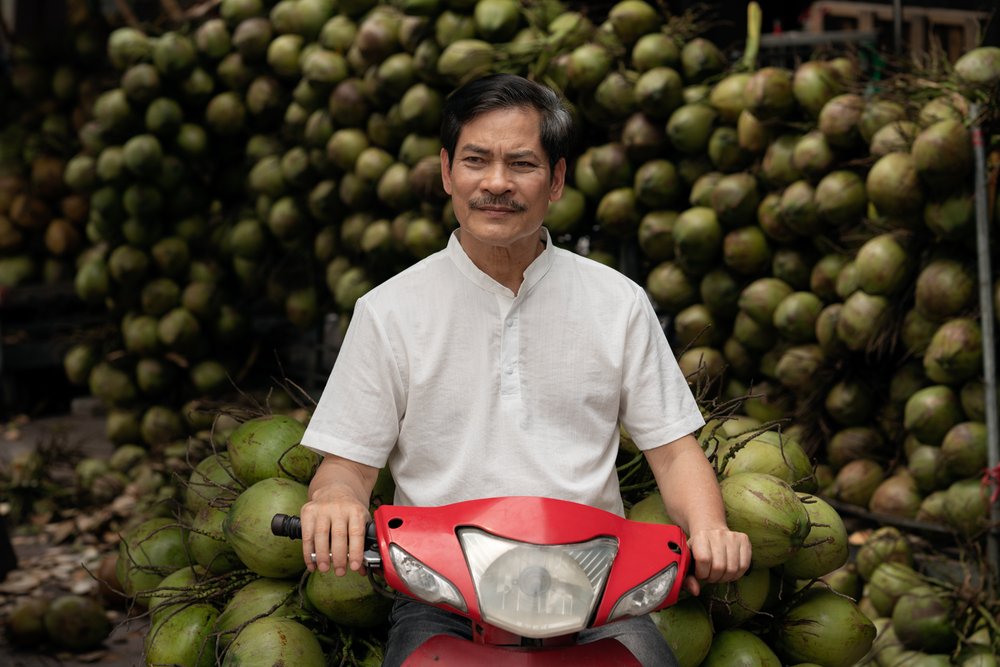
(460, 232, 546, 295)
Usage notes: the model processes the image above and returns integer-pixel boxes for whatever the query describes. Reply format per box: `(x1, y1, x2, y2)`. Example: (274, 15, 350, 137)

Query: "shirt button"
(505, 367, 514, 375)
(506, 319, 514, 328)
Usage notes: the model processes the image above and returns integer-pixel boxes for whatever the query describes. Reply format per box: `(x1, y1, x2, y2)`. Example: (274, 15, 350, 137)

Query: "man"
(299, 73, 751, 666)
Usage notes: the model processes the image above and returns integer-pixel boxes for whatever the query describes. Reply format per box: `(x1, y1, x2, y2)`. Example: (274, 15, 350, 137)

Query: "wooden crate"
(805, 1, 989, 61)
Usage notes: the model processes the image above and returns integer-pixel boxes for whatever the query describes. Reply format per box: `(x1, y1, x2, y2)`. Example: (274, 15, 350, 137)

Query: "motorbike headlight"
(458, 529, 618, 639)
(607, 563, 678, 622)
(389, 544, 467, 612)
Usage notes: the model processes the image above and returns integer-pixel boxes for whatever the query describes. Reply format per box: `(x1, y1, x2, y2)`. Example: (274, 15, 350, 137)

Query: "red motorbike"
(272, 496, 691, 666)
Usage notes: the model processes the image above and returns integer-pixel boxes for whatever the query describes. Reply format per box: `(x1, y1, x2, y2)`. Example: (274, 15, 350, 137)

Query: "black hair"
(440, 74, 574, 173)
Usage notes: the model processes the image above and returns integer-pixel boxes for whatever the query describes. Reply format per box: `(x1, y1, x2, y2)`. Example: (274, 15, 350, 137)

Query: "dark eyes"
(460, 156, 537, 169)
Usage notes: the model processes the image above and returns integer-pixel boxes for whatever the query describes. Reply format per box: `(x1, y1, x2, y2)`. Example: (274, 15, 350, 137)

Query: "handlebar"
(271, 513, 302, 540)
(271, 513, 382, 571)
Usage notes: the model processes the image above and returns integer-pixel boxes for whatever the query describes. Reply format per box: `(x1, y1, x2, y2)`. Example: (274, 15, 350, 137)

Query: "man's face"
(441, 107, 565, 252)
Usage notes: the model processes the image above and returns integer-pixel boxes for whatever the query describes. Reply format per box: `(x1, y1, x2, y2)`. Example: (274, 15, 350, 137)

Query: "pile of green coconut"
(105, 410, 873, 666)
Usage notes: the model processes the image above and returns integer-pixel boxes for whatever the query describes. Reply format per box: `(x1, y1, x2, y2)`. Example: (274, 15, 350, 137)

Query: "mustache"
(469, 195, 527, 212)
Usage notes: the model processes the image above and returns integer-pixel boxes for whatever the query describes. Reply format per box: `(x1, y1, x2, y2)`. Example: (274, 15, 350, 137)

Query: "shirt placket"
(499, 299, 520, 397)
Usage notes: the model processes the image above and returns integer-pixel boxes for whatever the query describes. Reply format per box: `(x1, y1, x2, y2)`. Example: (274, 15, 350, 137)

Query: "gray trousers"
(382, 598, 680, 667)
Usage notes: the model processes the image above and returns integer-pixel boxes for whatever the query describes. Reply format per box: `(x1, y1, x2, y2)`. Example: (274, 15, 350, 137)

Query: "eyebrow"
(459, 144, 541, 161)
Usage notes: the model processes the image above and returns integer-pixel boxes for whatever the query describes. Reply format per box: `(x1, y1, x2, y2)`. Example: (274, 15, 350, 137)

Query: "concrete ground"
(0, 401, 147, 666)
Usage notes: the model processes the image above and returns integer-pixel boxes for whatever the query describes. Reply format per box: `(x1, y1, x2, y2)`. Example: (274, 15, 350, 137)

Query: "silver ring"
(310, 552, 317, 563)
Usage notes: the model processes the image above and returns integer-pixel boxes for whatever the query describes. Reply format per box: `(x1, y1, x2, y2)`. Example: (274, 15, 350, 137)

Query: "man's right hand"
(300, 455, 379, 576)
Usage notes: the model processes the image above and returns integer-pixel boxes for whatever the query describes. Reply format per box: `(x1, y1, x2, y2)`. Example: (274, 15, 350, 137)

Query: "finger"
(347, 509, 368, 574)
(312, 512, 333, 574)
(330, 514, 350, 576)
(300, 505, 318, 573)
(682, 574, 700, 597)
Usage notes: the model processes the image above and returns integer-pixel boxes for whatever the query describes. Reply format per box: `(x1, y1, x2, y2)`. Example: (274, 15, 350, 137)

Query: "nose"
(480, 161, 513, 194)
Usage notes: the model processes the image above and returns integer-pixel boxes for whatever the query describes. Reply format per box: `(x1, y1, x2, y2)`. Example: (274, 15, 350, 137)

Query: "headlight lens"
(608, 563, 678, 622)
(389, 544, 467, 612)
(459, 529, 618, 639)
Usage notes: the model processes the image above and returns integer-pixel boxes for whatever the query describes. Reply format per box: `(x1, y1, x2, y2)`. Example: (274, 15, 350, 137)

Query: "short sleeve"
(619, 290, 705, 449)
(301, 298, 406, 467)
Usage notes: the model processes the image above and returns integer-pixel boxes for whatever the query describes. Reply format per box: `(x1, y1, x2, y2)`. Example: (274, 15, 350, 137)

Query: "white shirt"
(302, 229, 704, 516)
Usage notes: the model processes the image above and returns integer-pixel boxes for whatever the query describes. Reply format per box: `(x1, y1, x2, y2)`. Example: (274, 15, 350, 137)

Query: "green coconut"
(720, 472, 810, 568)
(943, 478, 990, 537)
(818, 93, 865, 148)
(854, 233, 913, 296)
(40, 595, 110, 651)
(912, 119, 972, 192)
(737, 109, 771, 154)
(791, 131, 837, 181)
(856, 526, 914, 581)
(652, 597, 713, 667)
(223, 617, 325, 667)
(827, 427, 887, 469)
(739, 277, 793, 327)
(923, 318, 982, 384)
(867, 561, 924, 617)
(792, 60, 843, 118)
(859, 99, 908, 143)
(771, 588, 876, 667)
(779, 180, 819, 236)
(116, 518, 191, 604)
(723, 226, 771, 276)
(305, 568, 392, 628)
(915, 257, 976, 321)
(870, 120, 919, 156)
(704, 565, 772, 629)
(672, 206, 721, 270)
(814, 303, 847, 356)
(924, 192, 975, 240)
(954, 46, 1000, 86)
(783, 494, 848, 579)
(635, 66, 684, 119)
(831, 459, 884, 508)
(680, 37, 726, 84)
(815, 170, 866, 227)
(144, 603, 219, 667)
(215, 578, 308, 648)
(744, 67, 794, 120)
(761, 134, 803, 188)
(717, 430, 814, 490)
(772, 292, 823, 343)
(700, 268, 741, 319)
(892, 585, 956, 653)
(188, 505, 243, 574)
(868, 472, 921, 519)
(867, 152, 924, 217)
(223, 477, 309, 578)
(227, 415, 319, 486)
(940, 421, 987, 479)
(64, 344, 98, 387)
(677, 346, 725, 382)
(835, 291, 889, 352)
(732, 310, 777, 351)
(667, 104, 717, 155)
(809, 254, 849, 303)
(637, 211, 678, 261)
(627, 491, 674, 524)
(673, 304, 719, 347)
(702, 629, 781, 667)
(825, 378, 875, 427)
(907, 444, 952, 494)
(774, 344, 825, 391)
(709, 172, 759, 228)
(184, 453, 240, 514)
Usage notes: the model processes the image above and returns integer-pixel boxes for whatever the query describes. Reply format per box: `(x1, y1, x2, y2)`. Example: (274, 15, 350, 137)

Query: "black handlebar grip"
(271, 514, 302, 540)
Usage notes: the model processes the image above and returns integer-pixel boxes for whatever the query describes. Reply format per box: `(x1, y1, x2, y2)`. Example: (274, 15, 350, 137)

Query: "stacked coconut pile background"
(0, 0, 999, 664)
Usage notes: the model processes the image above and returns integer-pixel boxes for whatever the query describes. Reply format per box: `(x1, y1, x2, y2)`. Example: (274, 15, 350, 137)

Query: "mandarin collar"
(447, 227, 555, 298)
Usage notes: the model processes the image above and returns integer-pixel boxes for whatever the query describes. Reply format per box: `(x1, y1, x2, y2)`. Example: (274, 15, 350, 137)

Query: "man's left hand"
(683, 527, 752, 596)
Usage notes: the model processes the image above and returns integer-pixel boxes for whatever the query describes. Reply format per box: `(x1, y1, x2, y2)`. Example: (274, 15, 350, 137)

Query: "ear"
(549, 157, 566, 202)
(440, 147, 453, 196)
